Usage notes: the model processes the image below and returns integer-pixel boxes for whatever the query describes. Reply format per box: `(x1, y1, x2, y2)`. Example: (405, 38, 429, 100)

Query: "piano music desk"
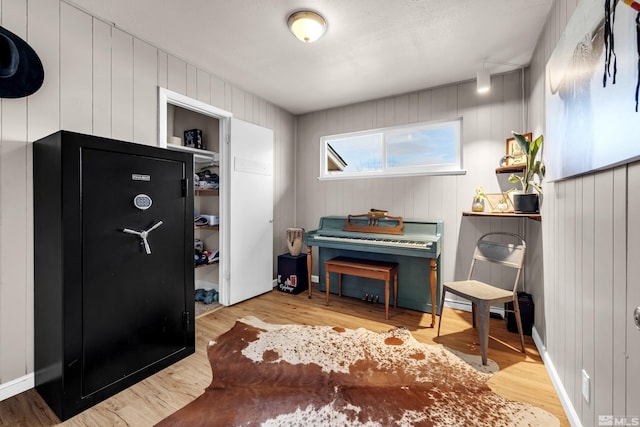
(324, 257, 398, 320)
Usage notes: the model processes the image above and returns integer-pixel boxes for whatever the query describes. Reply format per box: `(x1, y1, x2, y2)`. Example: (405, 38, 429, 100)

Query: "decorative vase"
(471, 196, 485, 212)
(513, 193, 539, 214)
(286, 227, 305, 256)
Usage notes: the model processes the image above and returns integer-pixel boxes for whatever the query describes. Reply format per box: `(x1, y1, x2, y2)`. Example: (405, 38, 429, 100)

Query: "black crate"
(277, 253, 308, 294)
(505, 291, 534, 336)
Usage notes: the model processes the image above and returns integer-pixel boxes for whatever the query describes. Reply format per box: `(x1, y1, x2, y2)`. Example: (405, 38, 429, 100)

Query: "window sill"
(318, 169, 467, 181)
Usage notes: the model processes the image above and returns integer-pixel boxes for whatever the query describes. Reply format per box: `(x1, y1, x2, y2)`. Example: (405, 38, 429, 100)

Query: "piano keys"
(311, 234, 433, 250)
(305, 215, 442, 325)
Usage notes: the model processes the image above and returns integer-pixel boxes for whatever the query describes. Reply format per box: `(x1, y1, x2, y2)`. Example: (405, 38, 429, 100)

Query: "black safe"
(34, 130, 195, 421)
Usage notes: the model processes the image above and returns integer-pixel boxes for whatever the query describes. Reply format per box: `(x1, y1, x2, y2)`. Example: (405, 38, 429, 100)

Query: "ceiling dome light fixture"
(287, 10, 327, 43)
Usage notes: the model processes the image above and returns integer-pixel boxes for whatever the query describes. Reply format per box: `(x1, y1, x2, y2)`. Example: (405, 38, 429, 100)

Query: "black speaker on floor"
(505, 292, 534, 336)
(277, 253, 308, 294)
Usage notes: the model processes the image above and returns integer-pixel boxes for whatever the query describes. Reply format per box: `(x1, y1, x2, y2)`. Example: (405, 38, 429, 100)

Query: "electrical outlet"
(582, 369, 590, 403)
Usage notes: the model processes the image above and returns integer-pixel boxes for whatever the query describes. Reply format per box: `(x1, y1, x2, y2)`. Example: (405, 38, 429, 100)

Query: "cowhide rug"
(156, 317, 558, 426)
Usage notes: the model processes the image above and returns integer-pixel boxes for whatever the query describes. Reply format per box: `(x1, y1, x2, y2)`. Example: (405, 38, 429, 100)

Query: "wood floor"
(0, 286, 569, 426)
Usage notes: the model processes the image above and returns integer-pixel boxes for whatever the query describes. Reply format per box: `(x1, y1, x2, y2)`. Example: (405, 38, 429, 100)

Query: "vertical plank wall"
(529, 0, 636, 424)
(0, 0, 296, 392)
(295, 71, 543, 315)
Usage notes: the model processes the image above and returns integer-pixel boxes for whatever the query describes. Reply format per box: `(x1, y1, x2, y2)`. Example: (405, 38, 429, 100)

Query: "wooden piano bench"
(324, 256, 399, 319)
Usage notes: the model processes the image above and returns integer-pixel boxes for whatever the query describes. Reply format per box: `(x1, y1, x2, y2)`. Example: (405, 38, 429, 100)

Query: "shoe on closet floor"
(203, 289, 218, 304)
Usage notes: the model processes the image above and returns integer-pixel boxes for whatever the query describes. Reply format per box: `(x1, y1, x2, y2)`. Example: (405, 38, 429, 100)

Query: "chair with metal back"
(437, 232, 526, 365)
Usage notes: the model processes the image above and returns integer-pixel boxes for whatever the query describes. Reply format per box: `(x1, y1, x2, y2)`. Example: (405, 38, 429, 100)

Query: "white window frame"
(319, 118, 465, 180)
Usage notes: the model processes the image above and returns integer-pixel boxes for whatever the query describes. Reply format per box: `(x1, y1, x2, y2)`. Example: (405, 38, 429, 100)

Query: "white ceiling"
(67, 0, 553, 115)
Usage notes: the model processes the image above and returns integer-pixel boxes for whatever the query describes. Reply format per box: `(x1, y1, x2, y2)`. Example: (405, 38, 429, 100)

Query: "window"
(319, 118, 464, 179)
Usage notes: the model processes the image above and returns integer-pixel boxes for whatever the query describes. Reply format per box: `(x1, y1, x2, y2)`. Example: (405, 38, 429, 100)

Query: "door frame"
(158, 87, 232, 303)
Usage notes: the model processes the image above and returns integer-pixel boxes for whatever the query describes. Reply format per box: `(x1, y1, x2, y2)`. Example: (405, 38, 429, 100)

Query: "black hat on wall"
(0, 25, 44, 98)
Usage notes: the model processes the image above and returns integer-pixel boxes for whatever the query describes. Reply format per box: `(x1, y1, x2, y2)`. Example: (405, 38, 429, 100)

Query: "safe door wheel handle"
(122, 221, 164, 255)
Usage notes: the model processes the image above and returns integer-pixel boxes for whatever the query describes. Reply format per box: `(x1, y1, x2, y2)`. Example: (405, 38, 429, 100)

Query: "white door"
(627, 162, 640, 418)
(219, 118, 273, 305)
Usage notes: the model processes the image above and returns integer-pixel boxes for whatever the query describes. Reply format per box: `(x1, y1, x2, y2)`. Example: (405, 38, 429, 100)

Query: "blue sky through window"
(321, 118, 462, 178)
(386, 127, 457, 167)
(327, 133, 382, 172)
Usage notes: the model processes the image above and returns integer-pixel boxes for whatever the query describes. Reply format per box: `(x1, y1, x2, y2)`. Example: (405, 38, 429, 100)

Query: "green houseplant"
(508, 131, 545, 213)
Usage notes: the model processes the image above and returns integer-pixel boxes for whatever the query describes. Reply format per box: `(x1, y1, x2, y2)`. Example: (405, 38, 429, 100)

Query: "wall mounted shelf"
(195, 225, 219, 230)
(194, 188, 219, 196)
(462, 211, 541, 221)
(495, 164, 525, 174)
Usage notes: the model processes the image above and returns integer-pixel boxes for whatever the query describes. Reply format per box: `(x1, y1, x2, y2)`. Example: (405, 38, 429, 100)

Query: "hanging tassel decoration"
(604, 0, 618, 86)
(635, 12, 640, 111)
(622, 0, 640, 111)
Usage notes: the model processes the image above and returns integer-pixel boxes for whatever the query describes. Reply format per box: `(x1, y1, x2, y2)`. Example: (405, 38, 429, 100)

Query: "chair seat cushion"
(443, 280, 513, 302)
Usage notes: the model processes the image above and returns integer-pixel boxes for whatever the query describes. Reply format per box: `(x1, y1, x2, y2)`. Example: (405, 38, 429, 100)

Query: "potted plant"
(508, 131, 545, 213)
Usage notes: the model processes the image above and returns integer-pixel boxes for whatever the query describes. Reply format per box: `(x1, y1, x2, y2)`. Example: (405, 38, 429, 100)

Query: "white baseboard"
(532, 327, 581, 427)
(0, 373, 34, 402)
(309, 281, 504, 316)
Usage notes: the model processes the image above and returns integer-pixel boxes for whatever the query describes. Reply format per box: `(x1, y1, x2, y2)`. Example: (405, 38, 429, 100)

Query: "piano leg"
(307, 246, 313, 299)
(326, 269, 330, 305)
(430, 258, 437, 327)
(393, 270, 398, 310)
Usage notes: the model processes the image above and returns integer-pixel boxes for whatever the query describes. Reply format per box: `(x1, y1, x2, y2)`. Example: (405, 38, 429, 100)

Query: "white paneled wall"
(529, 0, 638, 424)
(538, 166, 630, 426)
(295, 72, 543, 312)
(0, 0, 295, 391)
(627, 163, 640, 419)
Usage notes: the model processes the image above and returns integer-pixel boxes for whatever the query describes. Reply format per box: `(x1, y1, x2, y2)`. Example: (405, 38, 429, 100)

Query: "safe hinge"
(182, 311, 190, 330)
(182, 178, 189, 197)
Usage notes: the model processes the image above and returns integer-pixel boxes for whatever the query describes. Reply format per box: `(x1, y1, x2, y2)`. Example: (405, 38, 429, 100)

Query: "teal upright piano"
(305, 215, 443, 326)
